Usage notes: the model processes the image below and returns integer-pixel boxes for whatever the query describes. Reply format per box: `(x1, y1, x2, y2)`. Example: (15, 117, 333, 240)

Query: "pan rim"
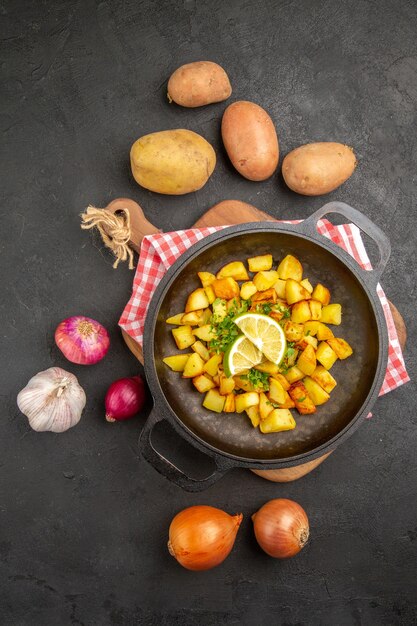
(143, 222, 388, 467)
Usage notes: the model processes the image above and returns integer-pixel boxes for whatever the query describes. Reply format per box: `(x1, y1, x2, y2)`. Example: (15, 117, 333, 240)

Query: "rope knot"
(80, 205, 134, 269)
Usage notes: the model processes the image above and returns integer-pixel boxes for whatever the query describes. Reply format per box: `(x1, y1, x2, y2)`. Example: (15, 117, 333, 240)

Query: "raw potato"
(221, 101, 279, 181)
(282, 142, 357, 196)
(167, 61, 232, 108)
(130, 129, 216, 195)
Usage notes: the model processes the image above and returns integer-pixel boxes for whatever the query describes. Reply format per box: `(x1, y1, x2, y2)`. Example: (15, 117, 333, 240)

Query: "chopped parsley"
(286, 342, 295, 355)
(297, 396, 306, 402)
(254, 302, 291, 319)
(255, 302, 273, 315)
(279, 342, 297, 374)
(209, 298, 250, 353)
(241, 368, 270, 391)
(247, 368, 270, 390)
(273, 303, 291, 319)
(267, 399, 280, 408)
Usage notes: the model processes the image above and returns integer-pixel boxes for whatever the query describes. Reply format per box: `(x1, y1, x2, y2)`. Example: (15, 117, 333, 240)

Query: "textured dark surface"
(1, 0, 416, 624)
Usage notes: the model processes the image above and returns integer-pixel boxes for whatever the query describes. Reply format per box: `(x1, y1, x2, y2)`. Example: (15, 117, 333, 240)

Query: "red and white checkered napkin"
(119, 220, 409, 398)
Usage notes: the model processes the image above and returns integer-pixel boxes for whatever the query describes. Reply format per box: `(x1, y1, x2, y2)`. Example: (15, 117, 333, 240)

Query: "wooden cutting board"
(109, 198, 406, 482)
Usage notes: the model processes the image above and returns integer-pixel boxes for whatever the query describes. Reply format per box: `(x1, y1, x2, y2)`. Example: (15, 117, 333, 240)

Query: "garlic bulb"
(17, 367, 86, 433)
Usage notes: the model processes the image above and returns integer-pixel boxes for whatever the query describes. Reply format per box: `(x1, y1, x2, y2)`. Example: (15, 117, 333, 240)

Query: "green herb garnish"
(266, 400, 280, 408)
(255, 302, 273, 315)
(273, 303, 291, 319)
(246, 368, 270, 391)
(278, 342, 296, 374)
(209, 299, 250, 353)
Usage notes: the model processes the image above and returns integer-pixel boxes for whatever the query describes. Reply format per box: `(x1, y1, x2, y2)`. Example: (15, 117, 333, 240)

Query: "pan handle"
(298, 201, 391, 287)
(138, 409, 230, 492)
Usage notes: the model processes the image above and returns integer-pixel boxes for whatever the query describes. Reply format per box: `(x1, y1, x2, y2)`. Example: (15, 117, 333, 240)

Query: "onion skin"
(105, 376, 146, 422)
(55, 316, 110, 365)
(252, 498, 309, 559)
(168, 505, 243, 571)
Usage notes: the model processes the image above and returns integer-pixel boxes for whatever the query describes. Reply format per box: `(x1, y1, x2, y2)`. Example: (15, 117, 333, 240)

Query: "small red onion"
(55, 316, 110, 365)
(105, 376, 146, 422)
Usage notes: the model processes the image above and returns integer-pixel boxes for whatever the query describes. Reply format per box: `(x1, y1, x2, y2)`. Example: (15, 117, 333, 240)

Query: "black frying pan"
(139, 202, 390, 491)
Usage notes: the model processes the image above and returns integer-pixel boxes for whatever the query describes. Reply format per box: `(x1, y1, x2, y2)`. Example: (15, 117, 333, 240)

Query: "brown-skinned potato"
(130, 129, 216, 195)
(167, 61, 232, 108)
(221, 101, 279, 181)
(282, 142, 357, 196)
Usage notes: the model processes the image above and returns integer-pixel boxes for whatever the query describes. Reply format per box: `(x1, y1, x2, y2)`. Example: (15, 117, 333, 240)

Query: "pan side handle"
(298, 201, 391, 288)
(138, 409, 230, 492)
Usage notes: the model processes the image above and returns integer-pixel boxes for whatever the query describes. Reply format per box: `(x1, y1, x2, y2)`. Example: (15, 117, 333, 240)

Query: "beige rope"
(80, 205, 134, 269)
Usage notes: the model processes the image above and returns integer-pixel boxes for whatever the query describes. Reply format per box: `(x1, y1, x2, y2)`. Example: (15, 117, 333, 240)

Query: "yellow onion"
(168, 505, 243, 571)
(252, 498, 309, 558)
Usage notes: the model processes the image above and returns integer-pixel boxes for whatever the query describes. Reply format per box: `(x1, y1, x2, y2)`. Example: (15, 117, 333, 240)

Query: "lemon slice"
(234, 313, 287, 364)
(223, 335, 263, 377)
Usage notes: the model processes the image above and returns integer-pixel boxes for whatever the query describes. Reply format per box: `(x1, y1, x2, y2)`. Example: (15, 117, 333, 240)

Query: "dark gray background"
(1, 0, 416, 624)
